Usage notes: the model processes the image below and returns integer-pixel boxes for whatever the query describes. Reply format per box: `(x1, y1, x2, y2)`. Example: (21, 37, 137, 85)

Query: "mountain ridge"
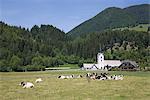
(68, 4, 150, 37)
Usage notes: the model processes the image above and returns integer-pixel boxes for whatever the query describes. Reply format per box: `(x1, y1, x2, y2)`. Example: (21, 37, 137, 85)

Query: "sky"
(1, 0, 149, 32)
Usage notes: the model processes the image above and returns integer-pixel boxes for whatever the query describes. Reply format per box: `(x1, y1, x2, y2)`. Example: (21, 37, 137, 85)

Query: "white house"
(82, 52, 121, 71)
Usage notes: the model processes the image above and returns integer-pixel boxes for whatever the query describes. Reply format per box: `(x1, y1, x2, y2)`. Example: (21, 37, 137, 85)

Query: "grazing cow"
(77, 75, 83, 78)
(101, 73, 107, 77)
(35, 78, 43, 83)
(107, 76, 112, 80)
(111, 74, 124, 80)
(85, 72, 98, 82)
(19, 81, 34, 88)
(95, 75, 101, 79)
(68, 74, 74, 78)
(90, 73, 97, 80)
(95, 73, 107, 80)
(119, 75, 124, 80)
(58, 75, 74, 79)
(86, 73, 92, 83)
(86, 73, 91, 77)
(86, 72, 98, 80)
(115, 75, 123, 80)
(58, 75, 66, 79)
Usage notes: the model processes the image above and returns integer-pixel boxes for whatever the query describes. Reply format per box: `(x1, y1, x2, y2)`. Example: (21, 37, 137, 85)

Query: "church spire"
(99, 47, 102, 53)
(99, 44, 102, 53)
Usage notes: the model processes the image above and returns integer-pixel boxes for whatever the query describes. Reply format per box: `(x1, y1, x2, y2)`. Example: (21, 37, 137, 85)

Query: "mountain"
(124, 4, 150, 24)
(68, 4, 150, 37)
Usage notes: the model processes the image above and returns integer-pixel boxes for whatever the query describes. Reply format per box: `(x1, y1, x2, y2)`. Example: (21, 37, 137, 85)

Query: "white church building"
(82, 52, 122, 71)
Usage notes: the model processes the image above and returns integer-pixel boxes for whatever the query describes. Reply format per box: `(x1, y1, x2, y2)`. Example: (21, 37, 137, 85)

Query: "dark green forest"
(0, 4, 150, 72)
(0, 21, 149, 72)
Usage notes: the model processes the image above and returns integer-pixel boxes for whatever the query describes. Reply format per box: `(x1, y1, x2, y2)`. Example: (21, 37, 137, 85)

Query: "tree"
(9, 55, 21, 71)
(31, 56, 43, 66)
(0, 60, 11, 72)
(104, 49, 113, 60)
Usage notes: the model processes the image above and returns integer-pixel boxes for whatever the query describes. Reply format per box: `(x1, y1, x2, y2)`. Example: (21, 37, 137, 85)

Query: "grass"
(0, 71, 150, 100)
(45, 64, 79, 70)
(113, 24, 150, 32)
(59, 64, 79, 69)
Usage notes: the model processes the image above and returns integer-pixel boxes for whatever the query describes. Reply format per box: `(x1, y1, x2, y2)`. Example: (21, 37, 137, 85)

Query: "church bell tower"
(97, 53, 104, 69)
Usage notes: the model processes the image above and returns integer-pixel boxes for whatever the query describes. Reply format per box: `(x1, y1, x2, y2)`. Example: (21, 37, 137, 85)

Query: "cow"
(19, 81, 34, 88)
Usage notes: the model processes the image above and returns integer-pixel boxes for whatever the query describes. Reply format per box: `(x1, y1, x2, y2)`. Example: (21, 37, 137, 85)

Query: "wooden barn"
(118, 60, 139, 71)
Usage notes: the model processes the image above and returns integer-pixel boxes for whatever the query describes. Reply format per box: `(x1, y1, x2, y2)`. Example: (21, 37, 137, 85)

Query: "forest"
(0, 21, 149, 72)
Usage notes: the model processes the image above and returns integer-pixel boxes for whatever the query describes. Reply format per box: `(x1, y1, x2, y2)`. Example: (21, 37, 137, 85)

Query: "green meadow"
(0, 71, 150, 100)
(113, 24, 150, 32)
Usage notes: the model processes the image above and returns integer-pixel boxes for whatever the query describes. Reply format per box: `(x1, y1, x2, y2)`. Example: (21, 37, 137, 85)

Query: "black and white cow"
(19, 81, 34, 88)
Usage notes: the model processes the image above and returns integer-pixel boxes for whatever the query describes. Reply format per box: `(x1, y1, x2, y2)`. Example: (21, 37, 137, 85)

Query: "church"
(82, 52, 122, 71)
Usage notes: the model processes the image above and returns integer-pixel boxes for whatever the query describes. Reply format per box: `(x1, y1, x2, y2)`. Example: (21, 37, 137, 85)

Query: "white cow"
(19, 81, 34, 88)
(35, 78, 43, 83)
(77, 75, 83, 78)
(117, 75, 124, 80)
(113, 75, 124, 80)
(58, 75, 66, 79)
(58, 75, 74, 79)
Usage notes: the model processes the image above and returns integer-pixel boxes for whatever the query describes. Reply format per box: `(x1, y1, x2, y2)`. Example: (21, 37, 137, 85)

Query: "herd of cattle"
(19, 72, 124, 88)
(58, 72, 123, 80)
(86, 72, 123, 80)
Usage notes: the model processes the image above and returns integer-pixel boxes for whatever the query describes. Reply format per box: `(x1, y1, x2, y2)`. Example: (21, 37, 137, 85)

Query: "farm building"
(118, 60, 139, 71)
(82, 52, 122, 71)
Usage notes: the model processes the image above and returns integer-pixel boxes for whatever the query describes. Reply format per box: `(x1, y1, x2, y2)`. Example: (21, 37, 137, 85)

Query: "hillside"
(0, 22, 67, 71)
(124, 4, 150, 24)
(113, 24, 150, 32)
(68, 4, 150, 37)
(0, 22, 66, 58)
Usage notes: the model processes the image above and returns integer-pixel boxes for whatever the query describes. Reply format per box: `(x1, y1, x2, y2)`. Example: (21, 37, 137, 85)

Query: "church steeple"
(99, 47, 102, 53)
(99, 44, 103, 53)
(97, 45, 105, 69)
(97, 53, 104, 64)
(97, 52, 104, 69)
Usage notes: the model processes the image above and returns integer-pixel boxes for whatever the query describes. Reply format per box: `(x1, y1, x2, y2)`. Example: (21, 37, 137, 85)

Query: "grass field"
(0, 71, 150, 100)
(113, 24, 150, 32)
(45, 64, 79, 70)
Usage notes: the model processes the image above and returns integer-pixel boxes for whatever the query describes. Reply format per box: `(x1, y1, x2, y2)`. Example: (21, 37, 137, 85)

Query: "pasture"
(0, 71, 150, 100)
(113, 24, 150, 32)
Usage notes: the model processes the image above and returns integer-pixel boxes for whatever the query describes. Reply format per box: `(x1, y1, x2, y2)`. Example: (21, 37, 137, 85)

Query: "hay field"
(0, 71, 150, 100)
